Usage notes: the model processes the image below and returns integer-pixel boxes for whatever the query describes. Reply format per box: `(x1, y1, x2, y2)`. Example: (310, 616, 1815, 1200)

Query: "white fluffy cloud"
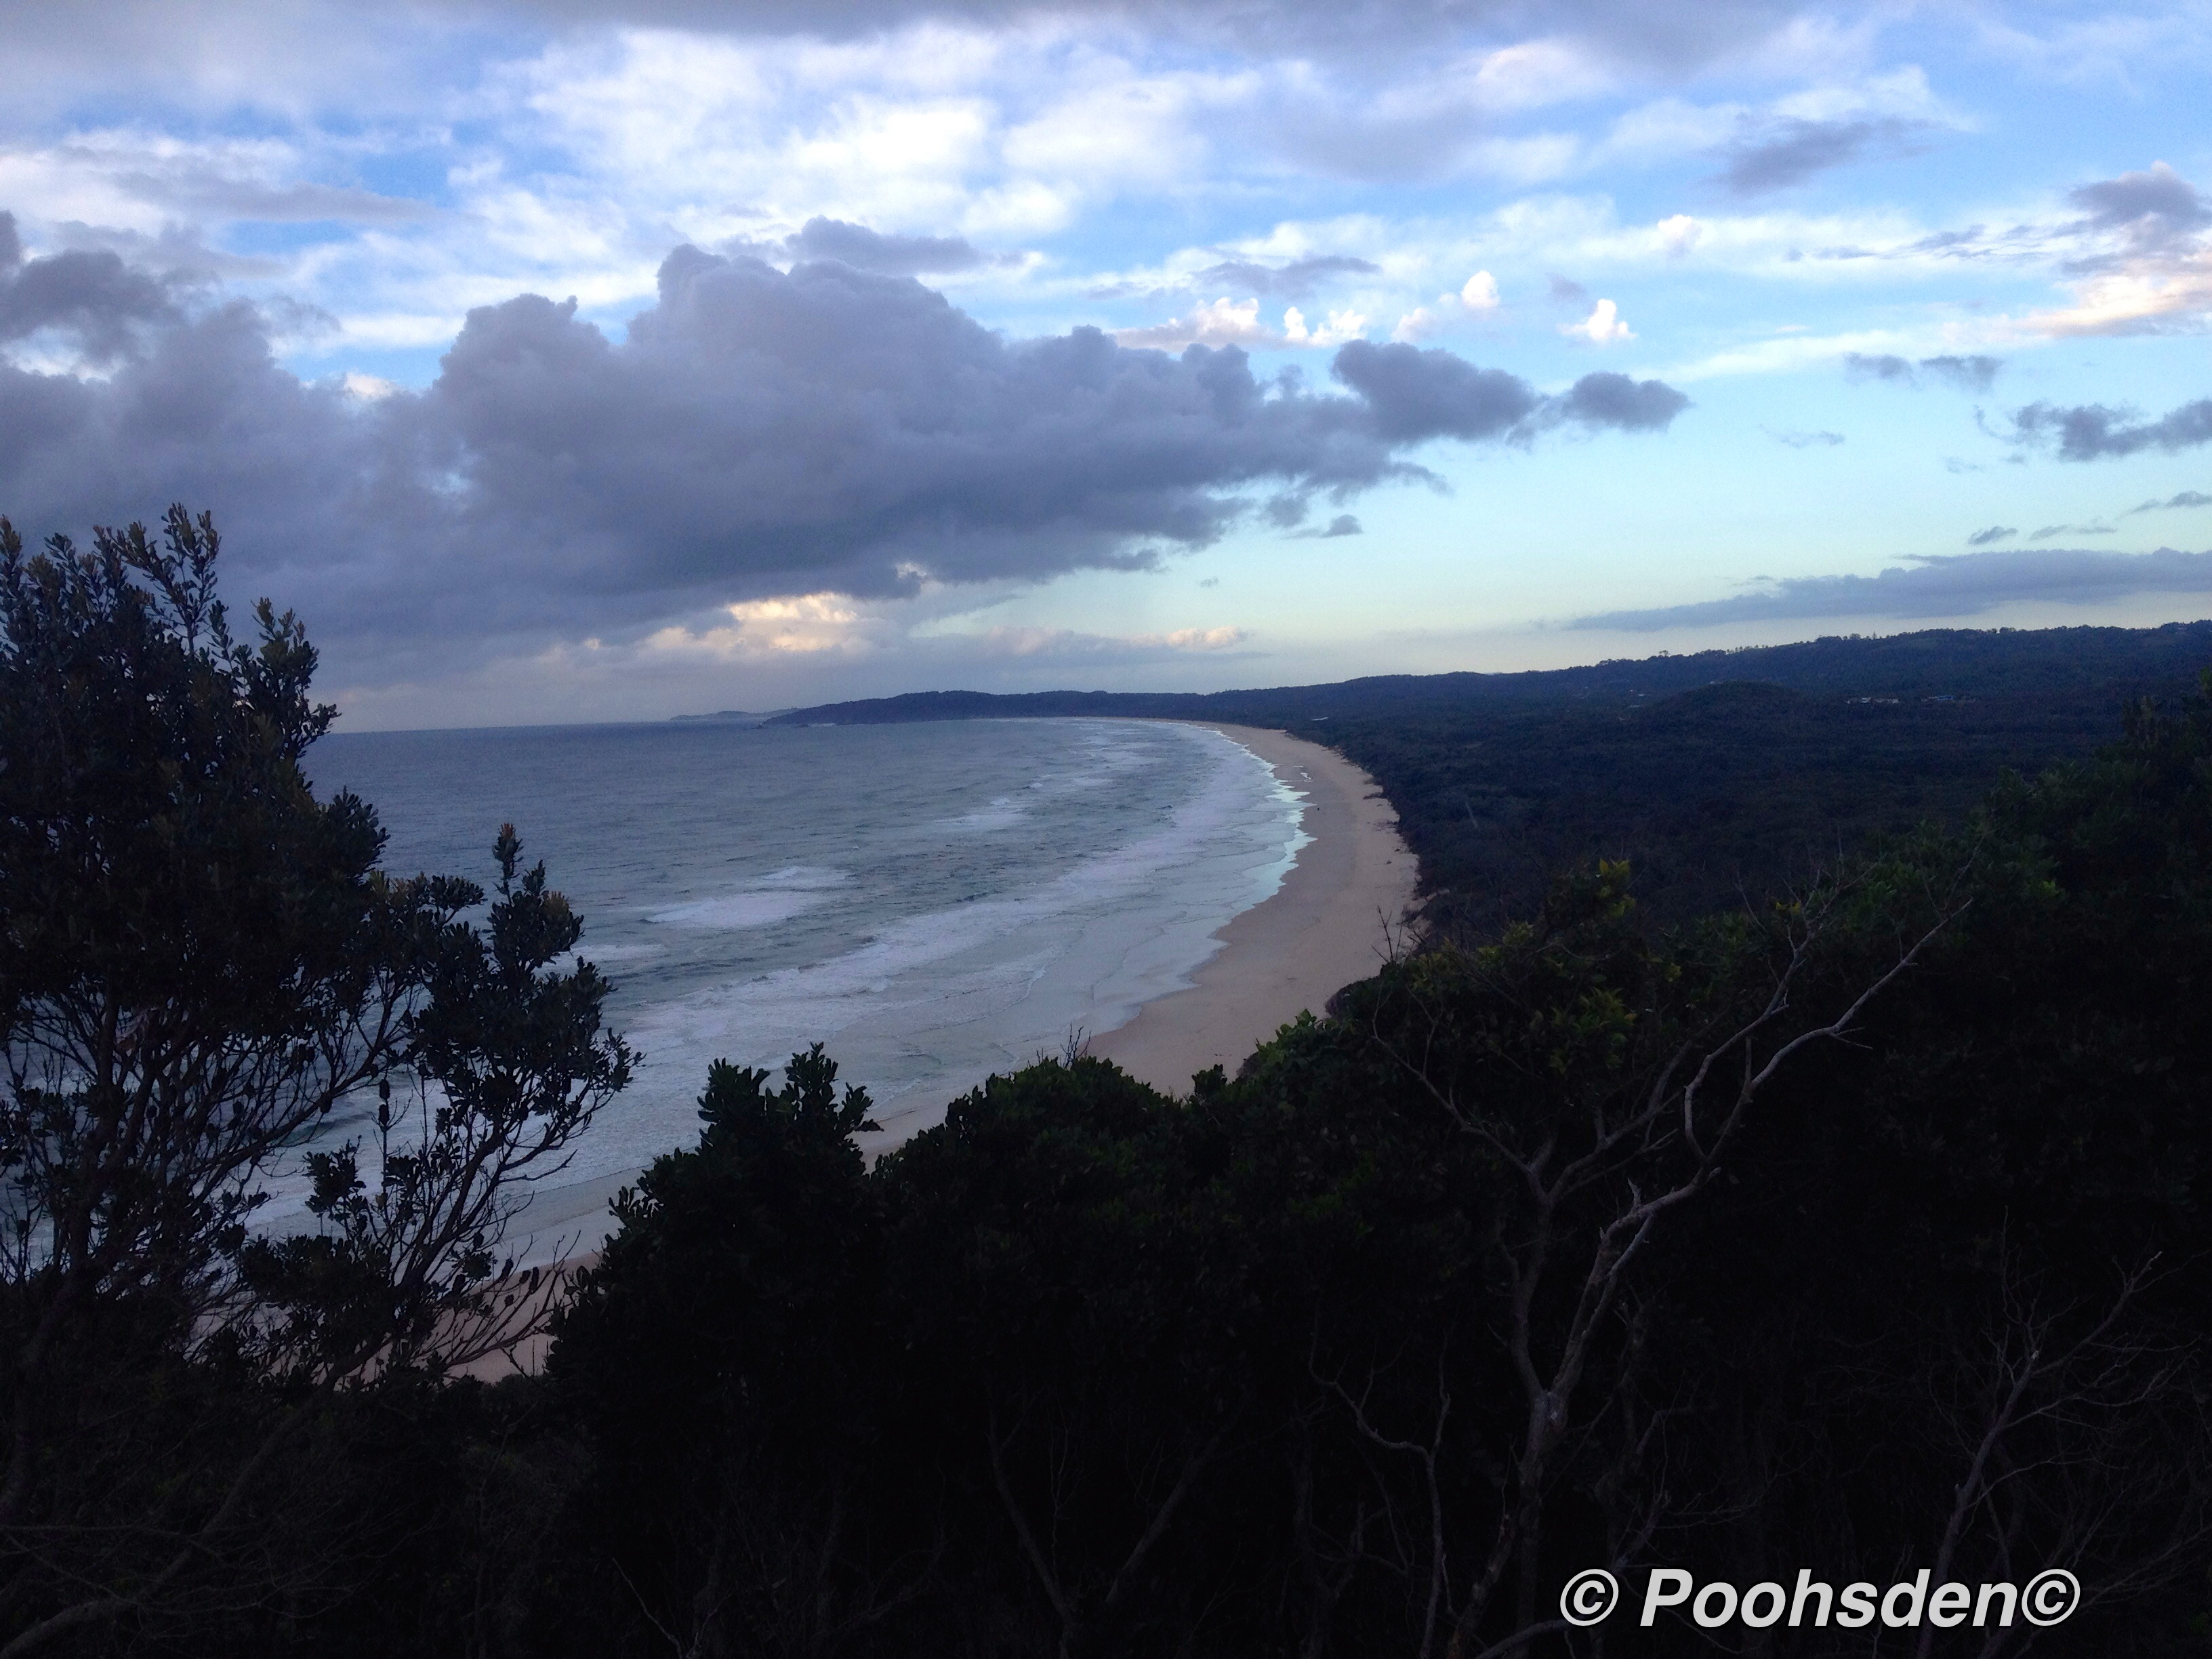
(1282, 305, 1367, 346)
(1112, 295, 1272, 348)
(1561, 296, 1633, 342)
(1112, 296, 1368, 350)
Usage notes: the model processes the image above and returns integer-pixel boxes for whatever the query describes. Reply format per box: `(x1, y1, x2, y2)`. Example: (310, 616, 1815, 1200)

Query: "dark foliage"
(1306, 678, 2148, 931)
(502, 686, 2212, 1658)
(0, 509, 625, 1656)
(489, 699, 2209, 1657)
(5, 504, 2209, 1656)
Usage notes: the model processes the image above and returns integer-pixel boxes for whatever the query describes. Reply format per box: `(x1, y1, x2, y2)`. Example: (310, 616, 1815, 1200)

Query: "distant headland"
(666, 708, 791, 725)
(717, 618, 2212, 729)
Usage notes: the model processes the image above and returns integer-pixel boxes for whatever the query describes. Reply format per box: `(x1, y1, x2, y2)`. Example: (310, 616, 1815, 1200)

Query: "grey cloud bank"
(0, 216, 183, 365)
(2069, 161, 2211, 255)
(1331, 341, 1687, 441)
(0, 234, 1687, 680)
(2011, 396, 2212, 460)
(1572, 546, 2212, 632)
(778, 218, 991, 276)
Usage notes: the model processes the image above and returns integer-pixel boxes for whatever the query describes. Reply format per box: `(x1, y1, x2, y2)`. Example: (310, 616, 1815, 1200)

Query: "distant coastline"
(718, 617, 2212, 733)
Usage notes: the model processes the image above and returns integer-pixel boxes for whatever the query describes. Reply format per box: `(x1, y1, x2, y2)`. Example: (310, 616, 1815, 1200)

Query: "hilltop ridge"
(757, 619, 2212, 728)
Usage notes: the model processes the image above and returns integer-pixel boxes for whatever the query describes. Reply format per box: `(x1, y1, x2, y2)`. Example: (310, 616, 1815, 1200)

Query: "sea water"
(302, 718, 1308, 1254)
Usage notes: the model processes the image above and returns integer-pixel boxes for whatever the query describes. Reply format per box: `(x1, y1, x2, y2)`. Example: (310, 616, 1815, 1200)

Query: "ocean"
(302, 717, 1309, 1252)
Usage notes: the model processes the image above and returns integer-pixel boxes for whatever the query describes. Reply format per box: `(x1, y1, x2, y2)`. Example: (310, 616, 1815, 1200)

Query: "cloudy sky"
(1, 0, 2208, 725)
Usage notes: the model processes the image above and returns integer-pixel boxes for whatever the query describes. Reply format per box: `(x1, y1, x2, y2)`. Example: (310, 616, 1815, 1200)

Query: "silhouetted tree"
(0, 508, 628, 1654)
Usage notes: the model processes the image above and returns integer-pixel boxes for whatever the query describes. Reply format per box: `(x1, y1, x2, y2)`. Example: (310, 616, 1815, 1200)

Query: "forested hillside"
(6, 514, 2209, 1656)
(1301, 678, 2148, 930)
(771, 619, 2212, 930)
(481, 683, 2212, 1656)
(764, 620, 2212, 728)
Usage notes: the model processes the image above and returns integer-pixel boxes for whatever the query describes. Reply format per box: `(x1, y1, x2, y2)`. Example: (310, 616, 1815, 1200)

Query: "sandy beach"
(1088, 723, 1418, 1093)
(507, 725, 1416, 1254)
(466, 721, 1417, 1375)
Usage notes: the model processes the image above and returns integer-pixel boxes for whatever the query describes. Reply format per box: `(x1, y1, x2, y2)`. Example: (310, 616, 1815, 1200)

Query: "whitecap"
(752, 865, 851, 890)
(934, 798, 1028, 834)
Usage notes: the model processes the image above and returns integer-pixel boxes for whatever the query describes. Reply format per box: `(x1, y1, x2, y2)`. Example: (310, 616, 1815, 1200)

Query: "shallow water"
(305, 718, 1308, 1208)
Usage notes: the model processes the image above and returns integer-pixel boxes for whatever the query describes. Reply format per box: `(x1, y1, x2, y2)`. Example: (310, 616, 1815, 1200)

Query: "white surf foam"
(644, 865, 851, 928)
(294, 718, 1311, 1267)
(561, 724, 1306, 1198)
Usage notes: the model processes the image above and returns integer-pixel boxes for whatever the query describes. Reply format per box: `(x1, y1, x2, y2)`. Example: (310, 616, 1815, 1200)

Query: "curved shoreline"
(1087, 723, 1418, 1093)
(463, 720, 1418, 1373)
(499, 723, 1414, 1247)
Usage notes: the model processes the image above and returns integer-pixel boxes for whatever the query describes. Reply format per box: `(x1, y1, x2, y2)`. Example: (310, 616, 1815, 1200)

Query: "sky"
(0, 0, 2209, 726)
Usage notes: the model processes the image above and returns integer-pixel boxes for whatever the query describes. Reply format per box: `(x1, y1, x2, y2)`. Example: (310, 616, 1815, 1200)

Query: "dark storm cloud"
(1965, 525, 2014, 546)
(0, 212, 183, 364)
(781, 218, 989, 275)
(1193, 255, 1378, 298)
(2009, 397, 2212, 460)
(1842, 351, 2001, 391)
(1713, 117, 1924, 196)
(1286, 513, 1361, 539)
(1572, 546, 2212, 632)
(0, 243, 1687, 673)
